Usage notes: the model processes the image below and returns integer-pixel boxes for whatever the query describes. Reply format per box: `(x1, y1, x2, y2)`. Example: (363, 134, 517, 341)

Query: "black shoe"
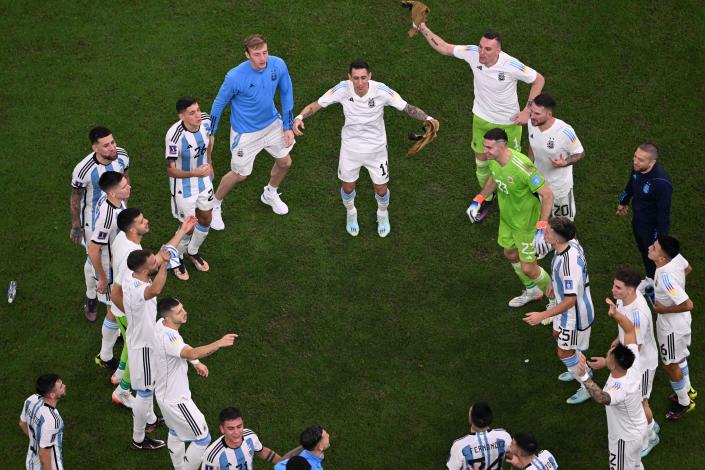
(84, 296, 98, 322)
(131, 436, 166, 450)
(145, 416, 165, 433)
(95, 354, 119, 371)
(665, 400, 695, 421)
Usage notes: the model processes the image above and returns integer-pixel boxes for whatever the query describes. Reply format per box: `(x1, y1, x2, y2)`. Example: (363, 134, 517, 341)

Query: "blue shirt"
(210, 56, 294, 134)
(274, 450, 324, 470)
(619, 162, 672, 237)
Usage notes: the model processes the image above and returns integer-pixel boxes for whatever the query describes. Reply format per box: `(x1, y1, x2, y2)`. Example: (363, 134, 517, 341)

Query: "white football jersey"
(90, 196, 125, 273)
(202, 431, 263, 470)
(528, 118, 584, 198)
(20, 394, 44, 461)
(617, 293, 658, 371)
(527, 450, 558, 469)
(71, 149, 129, 234)
(654, 255, 691, 334)
(550, 239, 595, 331)
(165, 115, 213, 199)
(23, 402, 65, 470)
(446, 428, 511, 470)
(604, 344, 648, 441)
(453, 46, 537, 125)
(110, 232, 141, 317)
(124, 276, 158, 350)
(317, 79, 407, 153)
(153, 319, 191, 403)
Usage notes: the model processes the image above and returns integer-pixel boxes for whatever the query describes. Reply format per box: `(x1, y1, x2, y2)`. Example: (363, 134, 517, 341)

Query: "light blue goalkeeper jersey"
(209, 55, 294, 134)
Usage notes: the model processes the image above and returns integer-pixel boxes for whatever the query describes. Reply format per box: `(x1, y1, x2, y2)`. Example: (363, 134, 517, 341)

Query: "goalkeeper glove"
(533, 220, 550, 259)
(466, 194, 485, 223)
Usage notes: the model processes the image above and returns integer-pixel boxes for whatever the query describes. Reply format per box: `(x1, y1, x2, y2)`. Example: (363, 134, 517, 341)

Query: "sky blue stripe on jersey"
(330, 83, 347, 93)
(89, 169, 102, 230)
(461, 442, 474, 463)
(180, 134, 193, 198)
(193, 128, 207, 194)
(219, 452, 230, 469)
(36, 415, 45, 451)
(509, 59, 527, 71)
(576, 256, 594, 328)
(234, 445, 247, 467)
(552, 257, 569, 328)
(532, 456, 547, 470)
(466, 45, 478, 51)
(378, 85, 394, 96)
(562, 127, 577, 142)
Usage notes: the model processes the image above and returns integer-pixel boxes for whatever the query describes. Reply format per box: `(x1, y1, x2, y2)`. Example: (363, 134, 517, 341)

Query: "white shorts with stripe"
(552, 188, 576, 220)
(657, 329, 691, 365)
(640, 368, 655, 400)
(89, 257, 112, 305)
(159, 398, 209, 441)
(338, 147, 389, 185)
(171, 185, 217, 221)
(127, 346, 155, 390)
(608, 436, 645, 470)
(553, 321, 591, 351)
(229, 119, 294, 176)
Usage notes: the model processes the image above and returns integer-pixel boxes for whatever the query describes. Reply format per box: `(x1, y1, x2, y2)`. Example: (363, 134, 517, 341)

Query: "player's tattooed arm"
(403, 104, 429, 121)
(298, 101, 322, 120)
(416, 23, 455, 56)
(70, 187, 84, 242)
(583, 378, 611, 405)
(257, 447, 282, 463)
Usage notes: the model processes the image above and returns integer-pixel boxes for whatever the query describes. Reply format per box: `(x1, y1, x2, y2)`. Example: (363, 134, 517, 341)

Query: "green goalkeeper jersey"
(489, 149, 545, 231)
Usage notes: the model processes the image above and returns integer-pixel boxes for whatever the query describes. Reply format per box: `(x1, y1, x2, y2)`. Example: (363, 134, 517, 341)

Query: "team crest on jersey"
(565, 280, 573, 290)
(498, 72, 505, 81)
(643, 181, 651, 194)
(368, 98, 375, 108)
(547, 138, 555, 149)
(271, 71, 277, 81)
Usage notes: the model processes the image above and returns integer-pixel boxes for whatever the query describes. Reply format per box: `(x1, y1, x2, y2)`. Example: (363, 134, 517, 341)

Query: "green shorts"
(498, 218, 537, 263)
(471, 114, 522, 154)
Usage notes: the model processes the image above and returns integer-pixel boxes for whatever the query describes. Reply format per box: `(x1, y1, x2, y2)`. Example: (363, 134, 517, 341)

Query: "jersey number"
(466, 455, 503, 470)
(553, 203, 570, 217)
(379, 161, 388, 177)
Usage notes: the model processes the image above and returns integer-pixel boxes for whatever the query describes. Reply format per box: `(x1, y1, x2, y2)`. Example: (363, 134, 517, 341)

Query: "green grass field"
(2, 1, 704, 468)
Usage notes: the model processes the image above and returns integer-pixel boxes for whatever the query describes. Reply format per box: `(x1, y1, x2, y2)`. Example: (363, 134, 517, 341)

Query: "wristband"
(473, 194, 485, 204)
(579, 372, 590, 382)
(426, 116, 434, 121)
(189, 359, 200, 365)
(295, 115, 303, 121)
(536, 220, 548, 230)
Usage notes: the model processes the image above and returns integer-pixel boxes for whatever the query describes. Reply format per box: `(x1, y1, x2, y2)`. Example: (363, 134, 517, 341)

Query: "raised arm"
(403, 103, 431, 121)
(180, 333, 238, 361)
(144, 252, 169, 300)
(606, 298, 636, 345)
(256, 446, 284, 464)
(416, 23, 456, 56)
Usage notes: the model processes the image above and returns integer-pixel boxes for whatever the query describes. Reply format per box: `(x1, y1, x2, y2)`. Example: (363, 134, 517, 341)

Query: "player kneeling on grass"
(293, 60, 438, 238)
(166, 96, 219, 281)
(153, 298, 238, 470)
(524, 217, 595, 405)
(576, 299, 648, 470)
(468, 128, 553, 307)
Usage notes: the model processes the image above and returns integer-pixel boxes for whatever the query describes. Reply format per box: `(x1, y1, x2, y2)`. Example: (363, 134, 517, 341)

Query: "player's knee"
(276, 156, 292, 169)
(521, 263, 538, 277)
(503, 249, 518, 262)
(196, 212, 212, 227)
(373, 184, 388, 196)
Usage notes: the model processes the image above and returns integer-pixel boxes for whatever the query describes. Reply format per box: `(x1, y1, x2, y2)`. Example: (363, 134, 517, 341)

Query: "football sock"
(167, 431, 186, 470)
(184, 435, 211, 470)
(671, 378, 691, 406)
(132, 390, 153, 443)
(99, 317, 120, 362)
(177, 231, 192, 258)
(532, 267, 552, 295)
(512, 263, 536, 289)
(375, 190, 390, 212)
(84, 258, 97, 298)
(475, 159, 493, 201)
(187, 223, 209, 255)
(266, 183, 278, 192)
(680, 359, 690, 377)
(340, 188, 356, 213)
(560, 352, 582, 381)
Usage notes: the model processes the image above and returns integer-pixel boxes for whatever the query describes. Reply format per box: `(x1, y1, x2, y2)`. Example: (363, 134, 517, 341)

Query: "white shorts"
(338, 147, 389, 185)
(25, 451, 40, 470)
(171, 185, 217, 221)
(128, 346, 155, 391)
(554, 321, 591, 351)
(640, 368, 655, 400)
(229, 119, 294, 176)
(552, 188, 576, 220)
(657, 329, 691, 365)
(608, 436, 645, 470)
(89, 255, 112, 305)
(159, 398, 209, 441)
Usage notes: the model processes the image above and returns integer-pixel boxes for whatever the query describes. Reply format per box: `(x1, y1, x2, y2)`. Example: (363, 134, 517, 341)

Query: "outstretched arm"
(293, 101, 323, 136)
(416, 23, 456, 56)
(403, 103, 430, 121)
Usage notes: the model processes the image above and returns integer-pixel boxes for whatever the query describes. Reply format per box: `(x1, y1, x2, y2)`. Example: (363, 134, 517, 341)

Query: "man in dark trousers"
(617, 143, 672, 301)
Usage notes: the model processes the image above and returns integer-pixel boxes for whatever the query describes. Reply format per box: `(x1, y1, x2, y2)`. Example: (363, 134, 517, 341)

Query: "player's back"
(153, 318, 191, 403)
(21, 394, 44, 454)
(447, 428, 511, 470)
(528, 449, 558, 469)
(123, 276, 157, 350)
(35, 403, 65, 470)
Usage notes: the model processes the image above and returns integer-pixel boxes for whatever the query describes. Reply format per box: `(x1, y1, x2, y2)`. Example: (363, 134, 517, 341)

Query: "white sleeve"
(507, 57, 538, 84)
(317, 82, 346, 108)
(606, 381, 627, 406)
(165, 131, 180, 160)
(560, 252, 581, 296)
(659, 272, 689, 305)
(164, 331, 187, 358)
(445, 441, 464, 470)
(249, 431, 263, 452)
(453, 44, 478, 64)
(38, 413, 59, 448)
(91, 203, 110, 244)
(71, 162, 89, 189)
(379, 85, 408, 111)
(560, 125, 584, 155)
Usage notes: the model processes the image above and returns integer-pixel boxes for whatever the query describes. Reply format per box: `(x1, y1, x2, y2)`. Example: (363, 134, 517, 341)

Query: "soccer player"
(19, 373, 66, 470)
(89, 172, 130, 372)
(124, 248, 171, 450)
(70, 126, 130, 321)
(273, 425, 330, 470)
(109, 208, 196, 408)
(154, 298, 238, 470)
(617, 143, 672, 300)
(577, 300, 648, 470)
(506, 432, 558, 469)
(292, 60, 438, 237)
(202, 407, 296, 469)
(445, 400, 511, 469)
(416, 25, 544, 219)
(524, 217, 595, 404)
(209, 34, 295, 223)
(609, 266, 660, 456)
(527, 93, 585, 220)
(166, 96, 221, 279)
(648, 236, 697, 420)
(468, 128, 553, 307)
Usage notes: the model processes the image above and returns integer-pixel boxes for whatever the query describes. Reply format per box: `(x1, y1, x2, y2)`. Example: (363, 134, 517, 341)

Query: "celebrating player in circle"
(209, 34, 295, 224)
(166, 96, 221, 279)
(70, 126, 130, 321)
(416, 25, 544, 220)
(527, 93, 585, 220)
(293, 60, 438, 237)
(468, 128, 553, 307)
(524, 217, 595, 405)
